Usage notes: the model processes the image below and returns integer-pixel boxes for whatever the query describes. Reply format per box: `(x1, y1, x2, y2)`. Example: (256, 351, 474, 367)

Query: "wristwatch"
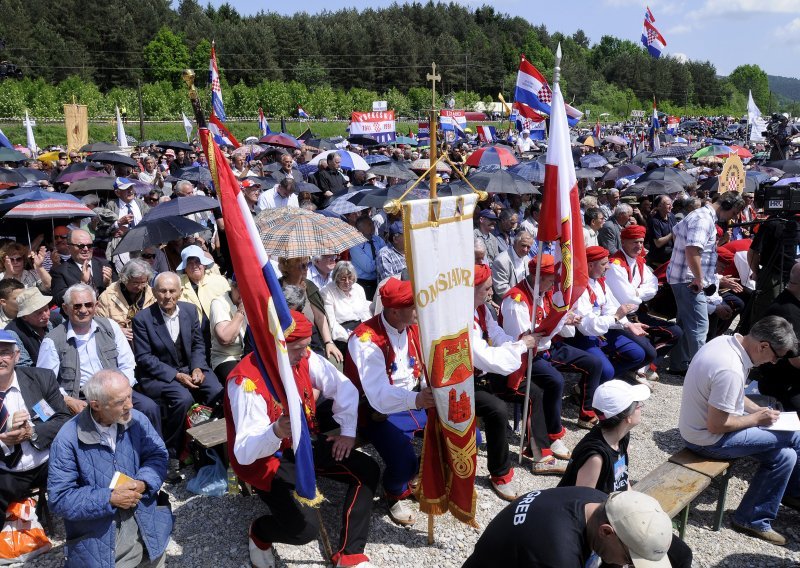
(28, 421, 38, 443)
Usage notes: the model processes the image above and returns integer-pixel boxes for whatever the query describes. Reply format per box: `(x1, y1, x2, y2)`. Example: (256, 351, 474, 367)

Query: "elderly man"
(474, 209, 501, 263)
(132, 272, 223, 477)
(316, 152, 348, 196)
(6, 287, 53, 363)
(0, 330, 70, 518)
(679, 315, 800, 545)
(227, 311, 379, 568)
(256, 177, 299, 211)
(50, 229, 114, 306)
(666, 191, 745, 375)
(105, 177, 151, 270)
(48, 370, 172, 568)
(97, 259, 156, 343)
(344, 278, 435, 526)
(308, 254, 336, 290)
(349, 216, 386, 301)
(597, 204, 632, 255)
(271, 152, 303, 182)
(515, 129, 533, 154)
(376, 221, 407, 280)
(491, 230, 533, 304)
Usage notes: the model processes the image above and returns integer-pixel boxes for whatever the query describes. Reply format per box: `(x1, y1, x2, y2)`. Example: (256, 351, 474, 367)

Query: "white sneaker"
(388, 499, 417, 526)
(531, 455, 567, 475)
(645, 368, 660, 382)
(549, 438, 572, 460)
(248, 535, 275, 568)
(490, 478, 518, 501)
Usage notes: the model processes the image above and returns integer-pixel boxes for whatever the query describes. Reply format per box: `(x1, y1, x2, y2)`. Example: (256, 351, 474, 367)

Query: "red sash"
(609, 250, 646, 284)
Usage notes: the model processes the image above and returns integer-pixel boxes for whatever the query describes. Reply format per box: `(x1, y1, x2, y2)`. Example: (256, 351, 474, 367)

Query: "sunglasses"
(7, 257, 23, 262)
(141, 253, 156, 259)
(70, 243, 93, 250)
(54, 234, 68, 240)
(71, 302, 95, 310)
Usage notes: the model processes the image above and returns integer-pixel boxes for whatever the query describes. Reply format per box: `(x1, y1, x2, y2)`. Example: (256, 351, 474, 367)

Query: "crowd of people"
(0, 117, 799, 567)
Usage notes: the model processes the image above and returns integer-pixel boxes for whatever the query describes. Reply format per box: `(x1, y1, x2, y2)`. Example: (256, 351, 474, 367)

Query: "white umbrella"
(308, 150, 369, 171)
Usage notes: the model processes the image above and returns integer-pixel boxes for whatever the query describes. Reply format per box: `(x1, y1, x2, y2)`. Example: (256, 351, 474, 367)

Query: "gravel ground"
(20, 369, 800, 568)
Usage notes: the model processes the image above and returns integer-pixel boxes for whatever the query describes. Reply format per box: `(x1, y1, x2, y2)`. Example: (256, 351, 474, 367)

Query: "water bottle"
(226, 465, 240, 496)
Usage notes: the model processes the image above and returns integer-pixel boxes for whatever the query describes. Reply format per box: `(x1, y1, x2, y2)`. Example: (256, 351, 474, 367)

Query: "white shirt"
(229, 350, 359, 465)
(161, 306, 181, 343)
(307, 264, 332, 290)
(346, 313, 426, 415)
(256, 188, 299, 212)
(472, 307, 526, 375)
(605, 253, 659, 307)
(499, 280, 571, 351)
(90, 411, 118, 452)
(516, 137, 533, 153)
(321, 282, 371, 342)
(572, 279, 628, 337)
(116, 198, 142, 226)
(209, 295, 246, 370)
(0, 373, 50, 472)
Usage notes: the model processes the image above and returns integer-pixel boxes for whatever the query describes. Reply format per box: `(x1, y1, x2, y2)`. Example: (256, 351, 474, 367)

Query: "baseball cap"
(478, 209, 498, 221)
(16, 287, 52, 317)
(0, 330, 18, 345)
(114, 177, 135, 191)
(176, 245, 214, 271)
(592, 380, 651, 420)
(605, 491, 672, 568)
(387, 221, 404, 237)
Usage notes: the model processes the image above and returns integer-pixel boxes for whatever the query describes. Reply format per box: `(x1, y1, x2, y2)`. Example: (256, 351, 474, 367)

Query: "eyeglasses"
(0, 350, 16, 359)
(7, 257, 23, 263)
(69, 243, 93, 250)
(54, 234, 68, 240)
(140, 253, 156, 259)
(71, 302, 95, 310)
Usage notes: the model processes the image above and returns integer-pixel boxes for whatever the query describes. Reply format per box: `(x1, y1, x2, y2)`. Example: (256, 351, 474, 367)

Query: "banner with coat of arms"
(403, 193, 478, 525)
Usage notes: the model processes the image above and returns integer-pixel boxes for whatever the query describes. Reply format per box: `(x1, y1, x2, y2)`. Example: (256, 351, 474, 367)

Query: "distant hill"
(769, 75, 800, 102)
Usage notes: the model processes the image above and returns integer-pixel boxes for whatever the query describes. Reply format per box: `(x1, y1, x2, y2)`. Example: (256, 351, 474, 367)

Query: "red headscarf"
(621, 225, 646, 240)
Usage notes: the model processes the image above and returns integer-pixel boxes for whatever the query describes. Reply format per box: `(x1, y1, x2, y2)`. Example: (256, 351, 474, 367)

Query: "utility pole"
(464, 53, 468, 95)
(137, 79, 145, 142)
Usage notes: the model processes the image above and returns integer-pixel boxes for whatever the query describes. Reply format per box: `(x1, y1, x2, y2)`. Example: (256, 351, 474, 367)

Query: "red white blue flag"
(209, 41, 226, 121)
(641, 7, 667, 58)
(297, 106, 310, 119)
(514, 55, 583, 127)
(209, 113, 240, 149)
(477, 125, 496, 144)
(258, 107, 271, 137)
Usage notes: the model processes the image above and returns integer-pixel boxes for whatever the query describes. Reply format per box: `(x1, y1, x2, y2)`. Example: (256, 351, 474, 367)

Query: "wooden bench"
(635, 448, 732, 539)
(186, 418, 227, 450)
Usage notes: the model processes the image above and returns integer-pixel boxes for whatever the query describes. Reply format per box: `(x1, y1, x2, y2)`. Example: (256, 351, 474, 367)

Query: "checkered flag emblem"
(647, 29, 657, 44)
(538, 85, 552, 104)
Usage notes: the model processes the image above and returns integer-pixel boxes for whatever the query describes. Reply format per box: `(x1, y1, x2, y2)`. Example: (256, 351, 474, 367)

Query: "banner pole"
(518, 246, 544, 464)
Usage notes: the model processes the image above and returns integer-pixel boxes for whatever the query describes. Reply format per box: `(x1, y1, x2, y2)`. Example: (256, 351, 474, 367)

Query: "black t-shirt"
(558, 427, 630, 493)
(750, 217, 800, 283)
(462, 487, 606, 568)
(647, 213, 677, 264)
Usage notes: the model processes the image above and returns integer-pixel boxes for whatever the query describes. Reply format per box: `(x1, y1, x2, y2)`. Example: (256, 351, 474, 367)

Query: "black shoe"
(165, 458, 183, 484)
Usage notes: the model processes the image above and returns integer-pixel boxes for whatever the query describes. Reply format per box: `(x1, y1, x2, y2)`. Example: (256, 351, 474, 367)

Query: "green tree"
(143, 27, 190, 85)
(728, 64, 770, 110)
(294, 59, 328, 86)
(189, 39, 212, 86)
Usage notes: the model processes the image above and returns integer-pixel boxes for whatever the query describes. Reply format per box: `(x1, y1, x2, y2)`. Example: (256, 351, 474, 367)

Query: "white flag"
(747, 90, 766, 143)
(182, 112, 194, 143)
(115, 106, 129, 148)
(24, 111, 37, 156)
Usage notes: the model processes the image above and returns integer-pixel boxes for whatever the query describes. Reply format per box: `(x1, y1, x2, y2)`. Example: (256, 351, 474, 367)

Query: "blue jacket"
(48, 408, 173, 568)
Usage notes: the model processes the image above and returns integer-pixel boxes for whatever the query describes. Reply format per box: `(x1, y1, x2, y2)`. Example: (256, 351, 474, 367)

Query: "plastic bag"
(186, 449, 227, 497)
(0, 498, 51, 565)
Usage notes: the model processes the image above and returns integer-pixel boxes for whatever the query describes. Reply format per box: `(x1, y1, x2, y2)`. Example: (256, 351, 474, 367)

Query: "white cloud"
(689, 0, 800, 18)
(667, 24, 692, 35)
(672, 52, 690, 63)
(776, 17, 800, 44)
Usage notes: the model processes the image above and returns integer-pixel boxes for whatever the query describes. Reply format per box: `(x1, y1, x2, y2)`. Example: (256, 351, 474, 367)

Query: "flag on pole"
(747, 90, 766, 143)
(24, 111, 37, 156)
(641, 7, 667, 58)
(593, 120, 601, 139)
(115, 106, 129, 148)
(258, 107, 271, 137)
(497, 93, 512, 117)
(514, 55, 583, 126)
(182, 112, 194, 143)
(0, 128, 12, 149)
(209, 40, 226, 121)
(537, 70, 588, 336)
(209, 112, 240, 148)
(650, 99, 661, 152)
(297, 106, 309, 119)
(476, 125, 496, 144)
(199, 125, 319, 502)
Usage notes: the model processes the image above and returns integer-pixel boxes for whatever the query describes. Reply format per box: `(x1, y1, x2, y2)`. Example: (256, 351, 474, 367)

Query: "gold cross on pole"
(426, 62, 440, 109)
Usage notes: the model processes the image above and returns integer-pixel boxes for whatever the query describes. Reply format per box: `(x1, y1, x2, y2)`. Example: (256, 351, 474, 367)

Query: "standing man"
(349, 217, 386, 301)
(666, 192, 744, 375)
(679, 315, 800, 545)
(646, 195, 677, 268)
(493, 209, 518, 255)
(105, 177, 150, 271)
(50, 229, 114, 307)
(316, 153, 347, 197)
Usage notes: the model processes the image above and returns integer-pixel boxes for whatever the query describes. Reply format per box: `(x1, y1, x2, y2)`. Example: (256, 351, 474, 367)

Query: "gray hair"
(613, 204, 633, 218)
(474, 237, 487, 255)
(749, 315, 798, 354)
(282, 284, 306, 311)
(174, 180, 194, 195)
(513, 230, 533, 244)
(331, 260, 357, 284)
(279, 177, 296, 192)
(153, 271, 180, 290)
(119, 258, 154, 284)
(63, 283, 96, 306)
(84, 369, 128, 404)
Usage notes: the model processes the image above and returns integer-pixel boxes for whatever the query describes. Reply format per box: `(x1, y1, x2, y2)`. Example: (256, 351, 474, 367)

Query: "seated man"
(344, 278, 435, 526)
(6, 287, 53, 363)
(36, 283, 162, 439)
(132, 272, 223, 480)
(49, 229, 114, 307)
(604, 225, 682, 383)
(227, 311, 379, 568)
(491, 230, 533, 305)
(48, 370, 172, 568)
(679, 315, 800, 545)
(0, 278, 24, 329)
(0, 330, 70, 518)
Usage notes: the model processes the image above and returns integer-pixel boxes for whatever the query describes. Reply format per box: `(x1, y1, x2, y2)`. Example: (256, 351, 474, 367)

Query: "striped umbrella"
(308, 150, 369, 171)
(3, 198, 96, 219)
(254, 207, 366, 258)
(464, 145, 519, 168)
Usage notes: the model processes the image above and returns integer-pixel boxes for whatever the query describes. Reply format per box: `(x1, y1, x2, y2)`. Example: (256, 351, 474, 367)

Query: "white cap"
(606, 491, 672, 568)
(592, 379, 650, 419)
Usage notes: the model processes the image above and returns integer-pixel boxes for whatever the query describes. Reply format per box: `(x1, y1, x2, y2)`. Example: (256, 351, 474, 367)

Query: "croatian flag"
(514, 55, 583, 127)
(258, 107, 271, 136)
(209, 112, 240, 149)
(297, 106, 310, 119)
(650, 99, 661, 152)
(199, 125, 318, 501)
(440, 110, 467, 137)
(209, 41, 226, 121)
(477, 125, 496, 144)
(537, 71, 588, 336)
(641, 7, 667, 58)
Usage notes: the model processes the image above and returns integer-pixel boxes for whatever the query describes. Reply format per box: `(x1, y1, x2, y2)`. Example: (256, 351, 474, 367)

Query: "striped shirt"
(666, 204, 718, 286)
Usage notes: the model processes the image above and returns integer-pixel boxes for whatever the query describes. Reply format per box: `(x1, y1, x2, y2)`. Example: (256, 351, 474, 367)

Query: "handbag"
(186, 449, 227, 497)
(0, 498, 51, 565)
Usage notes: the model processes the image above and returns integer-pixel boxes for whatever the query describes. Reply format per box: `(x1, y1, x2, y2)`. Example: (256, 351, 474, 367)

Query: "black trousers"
(483, 373, 551, 458)
(475, 380, 512, 478)
(548, 342, 605, 421)
(636, 311, 683, 359)
(0, 461, 48, 515)
(357, 279, 378, 302)
(253, 439, 380, 560)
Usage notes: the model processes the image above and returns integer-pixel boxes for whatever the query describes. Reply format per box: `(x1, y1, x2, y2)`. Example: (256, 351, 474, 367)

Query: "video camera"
(755, 180, 800, 215)
(763, 113, 790, 141)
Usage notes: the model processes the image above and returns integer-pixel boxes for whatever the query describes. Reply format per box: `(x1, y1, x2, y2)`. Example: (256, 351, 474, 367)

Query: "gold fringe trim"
(293, 488, 325, 508)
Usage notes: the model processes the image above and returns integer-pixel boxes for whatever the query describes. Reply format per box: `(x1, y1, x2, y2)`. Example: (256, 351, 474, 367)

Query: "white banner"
(350, 111, 396, 144)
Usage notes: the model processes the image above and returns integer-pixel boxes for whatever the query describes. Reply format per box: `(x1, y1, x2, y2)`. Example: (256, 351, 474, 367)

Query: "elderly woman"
(277, 256, 342, 363)
(96, 258, 156, 342)
(210, 280, 246, 381)
(0, 242, 51, 292)
(321, 261, 371, 354)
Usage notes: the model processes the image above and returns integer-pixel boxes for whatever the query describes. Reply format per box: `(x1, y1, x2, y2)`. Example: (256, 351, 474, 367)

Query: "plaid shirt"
(666, 204, 718, 286)
(376, 245, 406, 280)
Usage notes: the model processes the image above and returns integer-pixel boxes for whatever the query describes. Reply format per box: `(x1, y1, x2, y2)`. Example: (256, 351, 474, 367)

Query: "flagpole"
(518, 44, 561, 465)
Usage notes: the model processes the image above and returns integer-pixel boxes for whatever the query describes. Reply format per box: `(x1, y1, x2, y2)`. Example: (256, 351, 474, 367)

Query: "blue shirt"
(350, 235, 386, 280)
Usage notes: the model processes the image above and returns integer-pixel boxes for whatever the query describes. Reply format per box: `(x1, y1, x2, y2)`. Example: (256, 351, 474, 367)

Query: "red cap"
(528, 254, 556, 275)
(380, 278, 414, 309)
(474, 264, 491, 286)
(286, 310, 313, 343)
(586, 246, 610, 262)
(621, 225, 646, 240)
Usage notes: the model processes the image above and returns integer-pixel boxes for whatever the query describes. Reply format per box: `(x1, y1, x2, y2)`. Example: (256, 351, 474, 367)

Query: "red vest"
(223, 352, 318, 492)
(498, 280, 550, 333)
(609, 250, 646, 284)
(587, 278, 607, 307)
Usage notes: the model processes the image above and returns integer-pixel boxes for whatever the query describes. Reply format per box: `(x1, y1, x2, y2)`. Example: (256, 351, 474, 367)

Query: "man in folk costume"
(566, 246, 654, 423)
(472, 264, 540, 499)
(225, 310, 380, 568)
(344, 278, 435, 526)
(605, 225, 682, 385)
(499, 255, 604, 470)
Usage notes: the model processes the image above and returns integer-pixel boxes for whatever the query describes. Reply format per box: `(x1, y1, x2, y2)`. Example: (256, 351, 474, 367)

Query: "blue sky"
(199, 0, 799, 79)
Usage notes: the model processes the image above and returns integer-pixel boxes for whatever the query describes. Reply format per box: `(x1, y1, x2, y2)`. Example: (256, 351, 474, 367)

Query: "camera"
(755, 180, 800, 215)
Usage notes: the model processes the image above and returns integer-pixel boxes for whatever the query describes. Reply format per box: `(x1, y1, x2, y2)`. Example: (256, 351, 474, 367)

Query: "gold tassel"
(293, 488, 325, 508)
(242, 378, 257, 393)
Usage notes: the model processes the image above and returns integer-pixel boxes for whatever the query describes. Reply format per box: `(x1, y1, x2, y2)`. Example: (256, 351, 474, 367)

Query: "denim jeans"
(685, 428, 800, 531)
(670, 283, 709, 372)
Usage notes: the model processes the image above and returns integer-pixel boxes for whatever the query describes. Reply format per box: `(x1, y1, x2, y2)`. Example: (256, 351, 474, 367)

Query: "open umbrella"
(433, 182, 474, 197)
(0, 188, 81, 213)
(699, 174, 759, 193)
(650, 145, 695, 158)
(691, 145, 733, 159)
(773, 176, 800, 187)
(750, 165, 784, 177)
(305, 138, 338, 151)
(409, 159, 452, 174)
(347, 184, 430, 208)
(464, 145, 519, 168)
(143, 195, 220, 221)
(574, 168, 604, 179)
(626, 179, 684, 197)
(260, 133, 302, 150)
(0, 148, 28, 162)
(508, 160, 545, 183)
(603, 135, 628, 146)
(3, 198, 96, 220)
(309, 150, 369, 171)
(295, 181, 322, 194)
(364, 154, 391, 165)
(0, 169, 27, 185)
(765, 160, 800, 174)
(232, 144, 267, 158)
(577, 135, 602, 147)
(467, 165, 538, 195)
(254, 207, 366, 257)
(636, 166, 695, 187)
(631, 151, 654, 165)
(368, 161, 418, 181)
(347, 136, 380, 147)
(579, 154, 608, 169)
(89, 152, 138, 168)
(81, 142, 122, 153)
(727, 145, 753, 159)
(602, 164, 644, 182)
(323, 191, 370, 216)
(56, 170, 109, 184)
(112, 217, 207, 255)
(64, 177, 117, 193)
(392, 136, 418, 147)
(172, 166, 213, 185)
(156, 141, 193, 151)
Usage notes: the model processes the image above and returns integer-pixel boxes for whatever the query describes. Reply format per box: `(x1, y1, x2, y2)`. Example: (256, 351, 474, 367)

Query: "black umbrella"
(631, 151, 654, 165)
(368, 162, 418, 181)
(602, 164, 644, 182)
(467, 165, 539, 195)
(698, 175, 759, 194)
(81, 142, 122, 152)
(347, 136, 380, 147)
(766, 160, 800, 174)
(305, 138, 338, 151)
(0, 148, 28, 162)
(143, 195, 220, 221)
(627, 179, 684, 197)
(0, 169, 28, 184)
(54, 162, 102, 182)
(156, 141, 193, 151)
(650, 145, 695, 158)
(439, 182, 483, 197)
(296, 181, 322, 194)
(15, 167, 49, 182)
(172, 166, 212, 184)
(64, 177, 116, 193)
(347, 183, 431, 208)
(297, 128, 315, 142)
(636, 166, 695, 187)
(575, 168, 604, 179)
(112, 217, 207, 255)
(89, 152, 138, 168)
